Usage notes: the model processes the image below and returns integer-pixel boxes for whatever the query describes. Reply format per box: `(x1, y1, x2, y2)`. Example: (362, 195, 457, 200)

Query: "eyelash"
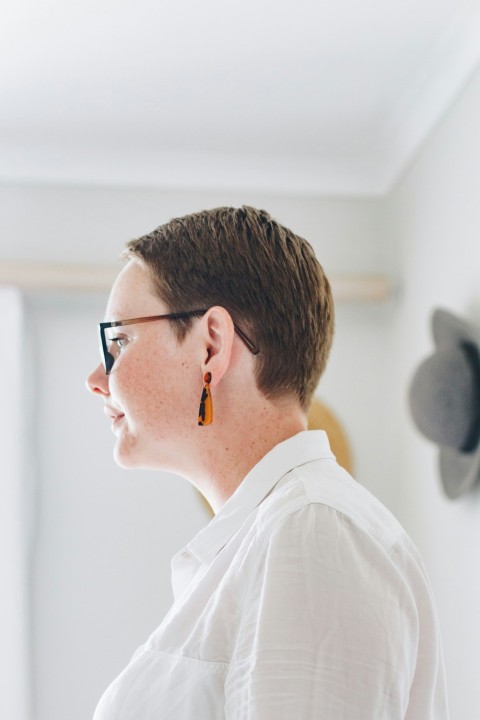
(110, 336, 128, 349)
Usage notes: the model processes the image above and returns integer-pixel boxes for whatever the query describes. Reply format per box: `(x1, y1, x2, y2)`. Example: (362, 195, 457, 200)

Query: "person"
(86, 206, 449, 719)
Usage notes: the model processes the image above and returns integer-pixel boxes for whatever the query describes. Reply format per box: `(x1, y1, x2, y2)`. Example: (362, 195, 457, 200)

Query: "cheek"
(122, 367, 167, 424)
(112, 354, 197, 437)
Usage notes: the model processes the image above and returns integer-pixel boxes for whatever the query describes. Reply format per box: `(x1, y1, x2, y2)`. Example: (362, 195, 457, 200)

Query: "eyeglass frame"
(99, 309, 259, 375)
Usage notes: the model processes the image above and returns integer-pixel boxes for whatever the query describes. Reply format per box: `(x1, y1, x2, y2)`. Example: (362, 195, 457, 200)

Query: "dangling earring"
(198, 371, 213, 426)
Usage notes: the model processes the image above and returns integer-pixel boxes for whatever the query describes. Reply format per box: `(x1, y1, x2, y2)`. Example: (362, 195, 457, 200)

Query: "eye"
(107, 334, 130, 359)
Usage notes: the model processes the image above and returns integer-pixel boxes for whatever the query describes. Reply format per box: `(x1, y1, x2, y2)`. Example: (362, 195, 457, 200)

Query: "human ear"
(199, 306, 235, 386)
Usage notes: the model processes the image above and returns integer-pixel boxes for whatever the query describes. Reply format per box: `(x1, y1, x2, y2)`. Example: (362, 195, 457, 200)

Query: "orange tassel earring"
(198, 371, 213, 426)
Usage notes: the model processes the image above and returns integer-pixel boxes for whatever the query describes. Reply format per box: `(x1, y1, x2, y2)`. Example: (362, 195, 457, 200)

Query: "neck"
(184, 398, 307, 514)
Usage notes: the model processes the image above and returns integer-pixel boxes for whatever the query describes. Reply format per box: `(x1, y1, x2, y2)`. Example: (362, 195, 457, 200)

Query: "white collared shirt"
(93, 431, 449, 719)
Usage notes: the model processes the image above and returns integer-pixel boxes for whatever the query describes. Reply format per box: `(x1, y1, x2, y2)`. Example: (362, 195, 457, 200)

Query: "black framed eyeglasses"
(99, 309, 259, 374)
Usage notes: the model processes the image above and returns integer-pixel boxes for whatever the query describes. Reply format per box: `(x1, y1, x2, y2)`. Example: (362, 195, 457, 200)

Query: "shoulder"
(254, 457, 407, 556)
(235, 461, 422, 647)
(242, 457, 433, 609)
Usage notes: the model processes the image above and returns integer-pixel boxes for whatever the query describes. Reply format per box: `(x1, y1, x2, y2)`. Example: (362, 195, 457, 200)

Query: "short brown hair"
(125, 206, 334, 410)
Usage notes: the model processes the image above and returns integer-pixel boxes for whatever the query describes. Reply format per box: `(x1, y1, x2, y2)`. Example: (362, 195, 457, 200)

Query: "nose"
(86, 363, 110, 396)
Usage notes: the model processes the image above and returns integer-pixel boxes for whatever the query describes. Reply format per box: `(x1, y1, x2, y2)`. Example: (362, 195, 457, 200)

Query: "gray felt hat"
(408, 308, 480, 499)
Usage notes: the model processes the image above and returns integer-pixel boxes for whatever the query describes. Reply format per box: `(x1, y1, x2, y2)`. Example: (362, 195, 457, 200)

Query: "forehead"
(105, 260, 166, 320)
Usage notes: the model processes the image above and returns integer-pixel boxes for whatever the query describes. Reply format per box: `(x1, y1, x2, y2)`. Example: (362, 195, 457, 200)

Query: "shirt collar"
(186, 430, 335, 566)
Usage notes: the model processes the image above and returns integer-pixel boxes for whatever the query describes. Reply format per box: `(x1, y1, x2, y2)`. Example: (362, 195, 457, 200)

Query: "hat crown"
(409, 343, 480, 451)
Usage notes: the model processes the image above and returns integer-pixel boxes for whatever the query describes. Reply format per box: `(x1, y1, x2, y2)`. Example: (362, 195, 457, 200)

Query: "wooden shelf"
(0, 262, 392, 302)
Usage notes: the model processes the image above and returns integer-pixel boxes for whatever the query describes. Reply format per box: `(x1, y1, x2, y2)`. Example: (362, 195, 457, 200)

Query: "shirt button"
(182, 550, 191, 560)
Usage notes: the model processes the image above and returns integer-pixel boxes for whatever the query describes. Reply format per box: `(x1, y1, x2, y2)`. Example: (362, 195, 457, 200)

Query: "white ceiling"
(2, 0, 480, 195)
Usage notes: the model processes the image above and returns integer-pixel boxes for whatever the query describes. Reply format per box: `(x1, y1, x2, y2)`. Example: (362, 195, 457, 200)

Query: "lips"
(104, 405, 125, 423)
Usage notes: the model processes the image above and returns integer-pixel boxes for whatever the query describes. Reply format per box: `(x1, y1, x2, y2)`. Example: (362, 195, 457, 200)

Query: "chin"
(113, 439, 143, 469)
(113, 441, 167, 471)
(114, 454, 136, 469)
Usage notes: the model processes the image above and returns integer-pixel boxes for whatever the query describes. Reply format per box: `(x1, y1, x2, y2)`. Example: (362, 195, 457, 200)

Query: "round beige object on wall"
(308, 398, 353, 474)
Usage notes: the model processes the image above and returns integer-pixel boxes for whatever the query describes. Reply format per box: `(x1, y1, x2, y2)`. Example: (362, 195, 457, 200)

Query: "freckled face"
(87, 261, 201, 472)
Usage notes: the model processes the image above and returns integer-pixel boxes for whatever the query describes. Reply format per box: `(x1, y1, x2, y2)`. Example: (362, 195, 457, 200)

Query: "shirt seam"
(142, 646, 230, 671)
(290, 468, 407, 555)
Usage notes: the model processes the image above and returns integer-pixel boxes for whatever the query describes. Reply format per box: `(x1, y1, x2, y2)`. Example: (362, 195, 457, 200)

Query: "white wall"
(384, 63, 480, 720)
(0, 289, 33, 720)
(0, 187, 392, 720)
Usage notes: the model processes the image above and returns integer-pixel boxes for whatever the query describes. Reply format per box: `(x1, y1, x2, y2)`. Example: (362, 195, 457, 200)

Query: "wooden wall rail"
(0, 262, 392, 302)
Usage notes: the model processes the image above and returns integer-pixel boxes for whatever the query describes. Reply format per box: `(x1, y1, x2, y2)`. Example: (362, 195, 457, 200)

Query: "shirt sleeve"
(224, 502, 419, 720)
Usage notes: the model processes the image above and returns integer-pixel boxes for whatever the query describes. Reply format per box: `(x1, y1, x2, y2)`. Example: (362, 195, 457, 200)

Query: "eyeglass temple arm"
(110, 314, 259, 354)
(232, 324, 259, 355)
(101, 311, 259, 355)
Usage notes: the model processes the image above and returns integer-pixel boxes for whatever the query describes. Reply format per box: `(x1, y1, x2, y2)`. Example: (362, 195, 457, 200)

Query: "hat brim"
(433, 307, 480, 349)
(432, 308, 480, 499)
(439, 445, 480, 499)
